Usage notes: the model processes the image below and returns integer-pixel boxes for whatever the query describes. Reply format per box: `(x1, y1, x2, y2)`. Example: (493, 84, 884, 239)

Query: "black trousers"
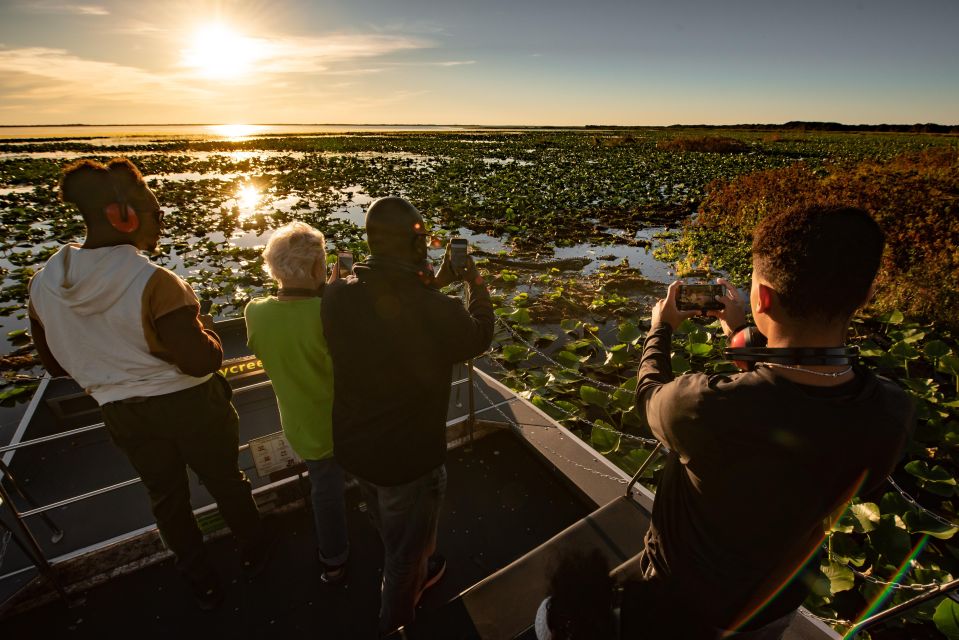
(102, 374, 263, 580)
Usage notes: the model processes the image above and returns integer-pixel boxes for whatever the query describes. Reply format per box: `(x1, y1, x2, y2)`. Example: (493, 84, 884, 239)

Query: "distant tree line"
(584, 122, 959, 134)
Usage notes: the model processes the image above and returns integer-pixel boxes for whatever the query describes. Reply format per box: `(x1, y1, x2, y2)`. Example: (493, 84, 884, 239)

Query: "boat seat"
(401, 494, 651, 639)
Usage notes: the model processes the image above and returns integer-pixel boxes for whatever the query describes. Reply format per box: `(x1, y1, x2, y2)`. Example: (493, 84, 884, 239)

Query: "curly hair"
(752, 204, 884, 322)
(262, 222, 327, 283)
(60, 157, 152, 222)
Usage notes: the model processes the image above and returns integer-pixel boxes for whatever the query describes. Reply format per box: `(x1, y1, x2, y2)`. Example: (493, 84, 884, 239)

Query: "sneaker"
(415, 554, 447, 605)
(241, 527, 278, 580)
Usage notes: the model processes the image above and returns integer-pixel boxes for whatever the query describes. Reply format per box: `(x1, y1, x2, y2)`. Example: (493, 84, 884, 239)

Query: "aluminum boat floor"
(0, 428, 591, 637)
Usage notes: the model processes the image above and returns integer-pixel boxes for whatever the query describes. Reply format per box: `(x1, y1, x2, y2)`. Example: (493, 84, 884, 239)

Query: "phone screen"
(337, 252, 354, 278)
(677, 284, 725, 311)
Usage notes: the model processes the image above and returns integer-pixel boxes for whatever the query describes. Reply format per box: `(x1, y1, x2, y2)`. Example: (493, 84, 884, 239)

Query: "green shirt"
(244, 296, 334, 461)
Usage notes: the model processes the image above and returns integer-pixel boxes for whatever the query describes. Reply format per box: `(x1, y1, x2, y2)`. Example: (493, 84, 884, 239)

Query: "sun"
(181, 23, 262, 80)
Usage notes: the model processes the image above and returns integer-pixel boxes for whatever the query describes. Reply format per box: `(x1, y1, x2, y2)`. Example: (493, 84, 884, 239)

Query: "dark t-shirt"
(321, 264, 494, 486)
(634, 324, 913, 631)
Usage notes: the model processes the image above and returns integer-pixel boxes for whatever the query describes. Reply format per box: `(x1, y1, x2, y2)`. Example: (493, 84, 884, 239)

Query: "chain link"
(496, 317, 623, 392)
(823, 549, 942, 592)
(472, 380, 629, 485)
(490, 318, 959, 604)
(799, 607, 852, 627)
(886, 476, 958, 529)
(483, 347, 659, 447)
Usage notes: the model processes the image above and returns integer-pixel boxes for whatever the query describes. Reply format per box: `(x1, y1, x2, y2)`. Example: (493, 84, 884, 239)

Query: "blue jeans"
(358, 464, 447, 634)
(304, 457, 350, 567)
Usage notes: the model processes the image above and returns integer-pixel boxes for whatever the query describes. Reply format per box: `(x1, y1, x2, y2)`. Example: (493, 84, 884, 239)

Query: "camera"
(337, 251, 354, 278)
(676, 284, 725, 312)
(450, 238, 469, 278)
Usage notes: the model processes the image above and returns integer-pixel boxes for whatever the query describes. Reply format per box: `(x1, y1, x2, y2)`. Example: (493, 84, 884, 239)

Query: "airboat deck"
(0, 318, 837, 639)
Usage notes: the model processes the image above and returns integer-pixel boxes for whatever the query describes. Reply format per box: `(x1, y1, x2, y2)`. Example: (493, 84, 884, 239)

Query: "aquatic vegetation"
(666, 147, 959, 327)
(3, 129, 959, 636)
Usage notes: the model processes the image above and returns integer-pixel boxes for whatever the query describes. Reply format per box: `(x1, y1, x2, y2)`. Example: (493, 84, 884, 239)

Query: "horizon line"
(1, 121, 957, 129)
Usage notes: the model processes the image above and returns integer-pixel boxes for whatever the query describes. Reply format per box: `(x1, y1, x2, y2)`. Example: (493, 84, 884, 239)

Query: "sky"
(0, 0, 957, 126)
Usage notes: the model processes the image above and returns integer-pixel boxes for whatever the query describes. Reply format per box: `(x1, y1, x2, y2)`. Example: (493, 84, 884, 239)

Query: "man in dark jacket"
(322, 196, 494, 634)
(626, 205, 913, 639)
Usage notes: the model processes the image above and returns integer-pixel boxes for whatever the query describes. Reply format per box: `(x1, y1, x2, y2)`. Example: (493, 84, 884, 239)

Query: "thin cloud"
(23, 2, 109, 15)
(175, 30, 429, 80)
(384, 60, 477, 68)
(0, 47, 211, 104)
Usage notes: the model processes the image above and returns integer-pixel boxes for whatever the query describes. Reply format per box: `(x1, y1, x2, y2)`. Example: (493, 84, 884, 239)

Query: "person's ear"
(756, 283, 775, 315)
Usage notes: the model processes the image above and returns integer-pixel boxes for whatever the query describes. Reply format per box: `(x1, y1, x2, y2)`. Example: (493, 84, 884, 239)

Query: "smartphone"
(450, 238, 469, 277)
(337, 251, 354, 278)
(677, 284, 725, 311)
(199, 298, 213, 315)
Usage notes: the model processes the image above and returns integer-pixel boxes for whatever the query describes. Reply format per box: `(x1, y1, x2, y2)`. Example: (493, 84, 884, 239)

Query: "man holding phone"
(623, 205, 912, 638)
(322, 196, 494, 634)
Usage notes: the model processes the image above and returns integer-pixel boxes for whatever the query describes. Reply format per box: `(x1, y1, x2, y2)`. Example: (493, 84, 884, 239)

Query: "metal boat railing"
(0, 366, 494, 608)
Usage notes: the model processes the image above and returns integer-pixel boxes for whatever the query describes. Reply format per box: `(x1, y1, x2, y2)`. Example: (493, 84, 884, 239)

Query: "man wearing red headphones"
(626, 205, 913, 639)
(28, 158, 268, 610)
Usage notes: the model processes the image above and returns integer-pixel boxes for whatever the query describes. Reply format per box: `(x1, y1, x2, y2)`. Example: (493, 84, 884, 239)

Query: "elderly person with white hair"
(244, 221, 349, 583)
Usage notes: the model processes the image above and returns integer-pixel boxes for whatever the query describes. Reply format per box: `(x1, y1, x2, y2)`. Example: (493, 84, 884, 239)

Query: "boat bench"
(399, 494, 650, 639)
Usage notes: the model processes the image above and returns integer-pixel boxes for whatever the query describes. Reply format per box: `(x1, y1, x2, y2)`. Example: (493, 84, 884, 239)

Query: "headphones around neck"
(724, 325, 859, 371)
(104, 174, 139, 234)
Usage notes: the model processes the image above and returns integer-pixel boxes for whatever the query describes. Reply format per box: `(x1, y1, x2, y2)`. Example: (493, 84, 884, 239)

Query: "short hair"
(752, 204, 884, 322)
(60, 158, 152, 222)
(262, 222, 327, 282)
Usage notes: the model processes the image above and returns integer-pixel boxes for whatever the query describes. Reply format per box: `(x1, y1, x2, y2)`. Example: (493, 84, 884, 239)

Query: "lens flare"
(843, 534, 931, 638)
(236, 183, 260, 213)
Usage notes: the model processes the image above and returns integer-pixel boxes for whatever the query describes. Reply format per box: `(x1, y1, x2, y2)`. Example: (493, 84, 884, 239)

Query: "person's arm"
(26, 277, 69, 378)
(443, 274, 495, 364)
(143, 270, 223, 377)
(635, 281, 702, 456)
(154, 307, 224, 376)
(28, 312, 69, 377)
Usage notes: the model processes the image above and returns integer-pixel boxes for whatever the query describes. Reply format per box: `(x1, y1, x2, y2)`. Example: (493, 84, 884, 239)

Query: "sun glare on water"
(236, 183, 261, 214)
(181, 23, 263, 80)
(209, 124, 263, 139)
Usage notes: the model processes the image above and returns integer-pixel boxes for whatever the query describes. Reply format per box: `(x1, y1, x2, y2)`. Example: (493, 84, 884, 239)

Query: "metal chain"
(799, 608, 852, 628)
(472, 380, 629, 485)
(533, 393, 660, 447)
(495, 317, 622, 392)
(482, 350, 659, 447)
(886, 476, 958, 529)
(823, 548, 941, 592)
(492, 318, 959, 602)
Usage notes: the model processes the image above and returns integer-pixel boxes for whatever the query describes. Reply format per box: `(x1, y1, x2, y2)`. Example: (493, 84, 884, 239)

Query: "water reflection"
(207, 124, 265, 140)
(236, 183, 261, 214)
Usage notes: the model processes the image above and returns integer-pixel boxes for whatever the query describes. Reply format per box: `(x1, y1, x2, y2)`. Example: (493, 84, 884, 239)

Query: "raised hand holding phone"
(450, 238, 469, 279)
(337, 251, 354, 278)
(706, 277, 748, 337)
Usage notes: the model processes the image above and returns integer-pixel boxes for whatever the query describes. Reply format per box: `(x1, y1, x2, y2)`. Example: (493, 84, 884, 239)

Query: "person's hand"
(327, 258, 340, 285)
(706, 277, 748, 337)
(652, 280, 698, 331)
(199, 314, 215, 330)
(434, 242, 456, 288)
(462, 255, 482, 285)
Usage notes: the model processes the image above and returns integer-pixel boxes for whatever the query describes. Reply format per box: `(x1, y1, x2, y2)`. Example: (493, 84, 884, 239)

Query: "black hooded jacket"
(321, 264, 494, 486)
